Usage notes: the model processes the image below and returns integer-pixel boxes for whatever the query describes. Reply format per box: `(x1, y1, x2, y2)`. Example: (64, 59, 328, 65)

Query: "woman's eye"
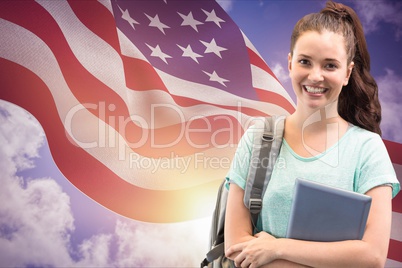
(299, 59, 310, 65)
(325, 63, 338, 70)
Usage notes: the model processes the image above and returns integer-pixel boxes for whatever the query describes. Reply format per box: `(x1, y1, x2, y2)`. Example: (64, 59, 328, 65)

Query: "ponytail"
(323, 1, 382, 135)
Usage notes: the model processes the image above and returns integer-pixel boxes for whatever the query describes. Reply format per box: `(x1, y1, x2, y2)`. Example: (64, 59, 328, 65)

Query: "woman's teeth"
(304, 86, 326, 94)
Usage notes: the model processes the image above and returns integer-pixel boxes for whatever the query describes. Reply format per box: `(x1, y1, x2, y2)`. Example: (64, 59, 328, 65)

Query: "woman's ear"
(344, 61, 354, 86)
(288, 53, 292, 72)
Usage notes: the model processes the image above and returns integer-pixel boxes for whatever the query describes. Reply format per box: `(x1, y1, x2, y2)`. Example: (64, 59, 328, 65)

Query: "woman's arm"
(224, 183, 254, 257)
(227, 185, 393, 268)
(225, 183, 310, 267)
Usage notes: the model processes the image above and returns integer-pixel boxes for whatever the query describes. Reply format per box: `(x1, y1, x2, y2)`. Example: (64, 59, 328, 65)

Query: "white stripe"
(391, 211, 402, 242)
(251, 64, 295, 105)
(117, 27, 149, 61)
(393, 163, 402, 179)
(97, 0, 113, 14)
(385, 258, 402, 267)
(241, 30, 260, 58)
(37, 1, 130, 105)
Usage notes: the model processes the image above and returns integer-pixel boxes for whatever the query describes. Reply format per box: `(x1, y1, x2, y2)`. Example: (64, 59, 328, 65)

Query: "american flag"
(0, 0, 400, 264)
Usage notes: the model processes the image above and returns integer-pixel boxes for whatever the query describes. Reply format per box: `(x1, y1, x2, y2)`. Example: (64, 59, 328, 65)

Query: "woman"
(224, 1, 400, 267)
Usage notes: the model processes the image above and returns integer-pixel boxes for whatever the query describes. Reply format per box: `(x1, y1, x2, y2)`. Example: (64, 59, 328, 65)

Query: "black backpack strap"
(200, 243, 224, 268)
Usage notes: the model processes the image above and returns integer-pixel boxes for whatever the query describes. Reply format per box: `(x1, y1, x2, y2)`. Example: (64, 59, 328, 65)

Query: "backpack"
(201, 115, 285, 268)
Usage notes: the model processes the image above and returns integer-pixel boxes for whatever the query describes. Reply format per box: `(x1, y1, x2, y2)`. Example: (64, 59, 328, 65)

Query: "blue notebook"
(286, 178, 372, 242)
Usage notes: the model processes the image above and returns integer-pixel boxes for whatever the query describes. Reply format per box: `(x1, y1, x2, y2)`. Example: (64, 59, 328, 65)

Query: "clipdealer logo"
(63, 101, 260, 163)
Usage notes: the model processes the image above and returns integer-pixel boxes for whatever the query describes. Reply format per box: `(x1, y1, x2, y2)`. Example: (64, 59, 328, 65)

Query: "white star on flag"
(145, 13, 170, 35)
(178, 11, 203, 32)
(203, 70, 229, 87)
(177, 44, 203, 63)
(202, 9, 225, 28)
(146, 43, 172, 64)
(200, 38, 227, 58)
(118, 6, 139, 29)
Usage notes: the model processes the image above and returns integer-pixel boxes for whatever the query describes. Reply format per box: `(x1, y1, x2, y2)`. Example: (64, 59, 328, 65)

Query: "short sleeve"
(355, 134, 400, 198)
(225, 126, 255, 190)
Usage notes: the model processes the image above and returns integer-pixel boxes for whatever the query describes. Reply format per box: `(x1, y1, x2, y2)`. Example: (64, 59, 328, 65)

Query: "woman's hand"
(226, 231, 278, 268)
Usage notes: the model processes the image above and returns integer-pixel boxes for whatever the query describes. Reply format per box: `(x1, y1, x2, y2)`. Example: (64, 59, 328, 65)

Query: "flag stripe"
(255, 87, 295, 114)
(248, 47, 280, 83)
(384, 139, 402, 165)
(388, 239, 402, 263)
(392, 188, 402, 214)
(67, 0, 121, 53)
(392, 212, 402, 241)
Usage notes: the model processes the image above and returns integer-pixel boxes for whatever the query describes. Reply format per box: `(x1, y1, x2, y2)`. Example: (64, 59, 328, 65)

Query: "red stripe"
(255, 88, 296, 114)
(248, 47, 280, 83)
(0, 57, 222, 223)
(392, 189, 402, 214)
(388, 239, 402, 263)
(68, 0, 121, 53)
(122, 55, 168, 91)
(384, 139, 402, 166)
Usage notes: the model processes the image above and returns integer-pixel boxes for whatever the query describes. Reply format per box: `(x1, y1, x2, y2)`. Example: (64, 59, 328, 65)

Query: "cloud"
(0, 100, 211, 267)
(0, 101, 75, 267)
(271, 61, 289, 84)
(377, 68, 402, 143)
(353, 0, 402, 40)
(74, 233, 113, 267)
(0, 101, 45, 175)
(113, 218, 210, 267)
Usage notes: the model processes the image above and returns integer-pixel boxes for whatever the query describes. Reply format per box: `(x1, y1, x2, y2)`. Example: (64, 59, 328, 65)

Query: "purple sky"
(0, 0, 401, 267)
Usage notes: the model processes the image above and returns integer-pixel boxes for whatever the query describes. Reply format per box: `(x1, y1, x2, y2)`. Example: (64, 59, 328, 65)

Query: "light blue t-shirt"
(227, 124, 400, 238)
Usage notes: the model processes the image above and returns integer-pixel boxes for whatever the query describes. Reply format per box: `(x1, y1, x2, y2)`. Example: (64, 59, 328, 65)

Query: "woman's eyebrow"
(297, 54, 312, 59)
(297, 54, 341, 63)
(324, 58, 341, 64)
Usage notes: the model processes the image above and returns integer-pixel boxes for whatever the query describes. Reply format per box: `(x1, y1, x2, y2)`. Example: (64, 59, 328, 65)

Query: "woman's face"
(288, 30, 354, 111)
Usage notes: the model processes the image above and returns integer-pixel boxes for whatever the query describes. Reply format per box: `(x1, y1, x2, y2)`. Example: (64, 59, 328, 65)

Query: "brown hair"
(290, 1, 382, 135)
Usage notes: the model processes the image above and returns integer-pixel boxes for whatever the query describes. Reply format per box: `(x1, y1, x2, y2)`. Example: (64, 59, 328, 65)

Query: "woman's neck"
(284, 101, 349, 157)
(290, 101, 345, 131)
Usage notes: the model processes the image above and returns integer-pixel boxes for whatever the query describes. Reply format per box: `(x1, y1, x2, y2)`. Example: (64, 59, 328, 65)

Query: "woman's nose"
(308, 67, 324, 82)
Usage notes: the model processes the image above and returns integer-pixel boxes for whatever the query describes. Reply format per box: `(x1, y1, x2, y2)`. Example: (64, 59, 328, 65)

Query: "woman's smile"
(303, 85, 328, 95)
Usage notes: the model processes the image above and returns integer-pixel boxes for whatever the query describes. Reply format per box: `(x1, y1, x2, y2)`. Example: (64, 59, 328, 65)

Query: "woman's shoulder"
(343, 124, 389, 160)
(344, 124, 382, 144)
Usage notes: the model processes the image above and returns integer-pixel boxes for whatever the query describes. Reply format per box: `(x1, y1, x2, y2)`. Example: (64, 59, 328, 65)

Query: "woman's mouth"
(303, 85, 328, 94)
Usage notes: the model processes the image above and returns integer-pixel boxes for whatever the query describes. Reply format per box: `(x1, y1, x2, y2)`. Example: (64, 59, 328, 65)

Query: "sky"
(0, 0, 401, 267)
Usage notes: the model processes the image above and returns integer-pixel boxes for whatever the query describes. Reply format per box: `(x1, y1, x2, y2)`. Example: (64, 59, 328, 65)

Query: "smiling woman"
(224, 2, 400, 268)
